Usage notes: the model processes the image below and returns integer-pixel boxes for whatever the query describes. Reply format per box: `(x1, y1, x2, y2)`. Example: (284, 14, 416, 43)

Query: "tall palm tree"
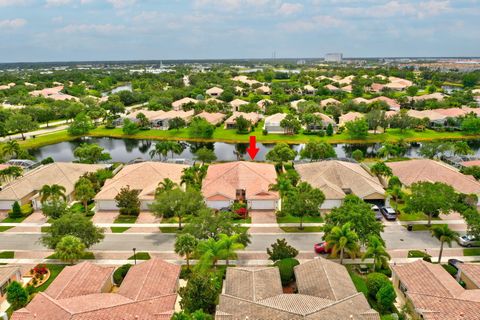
(167, 141, 185, 159)
(218, 234, 244, 266)
(362, 236, 391, 271)
(180, 165, 207, 190)
(39, 184, 67, 204)
(387, 185, 404, 210)
(174, 233, 198, 269)
(268, 175, 293, 198)
(1, 140, 21, 159)
(326, 223, 359, 264)
(0, 165, 23, 184)
(431, 225, 458, 263)
(149, 142, 169, 160)
(155, 178, 178, 197)
(195, 238, 225, 271)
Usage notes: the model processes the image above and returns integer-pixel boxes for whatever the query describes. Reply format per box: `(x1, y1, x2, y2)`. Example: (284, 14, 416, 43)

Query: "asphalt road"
(0, 226, 460, 252)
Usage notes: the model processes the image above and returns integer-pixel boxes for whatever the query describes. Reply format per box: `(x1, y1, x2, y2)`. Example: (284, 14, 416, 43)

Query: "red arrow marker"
(246, 136, 260, 160)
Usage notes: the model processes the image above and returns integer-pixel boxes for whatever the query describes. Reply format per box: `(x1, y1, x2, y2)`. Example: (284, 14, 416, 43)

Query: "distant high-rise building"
(325, 53, 343, 62)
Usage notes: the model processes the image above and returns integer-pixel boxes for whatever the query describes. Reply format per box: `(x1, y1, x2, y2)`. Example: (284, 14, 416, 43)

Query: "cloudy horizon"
(0, 0, 479, 63)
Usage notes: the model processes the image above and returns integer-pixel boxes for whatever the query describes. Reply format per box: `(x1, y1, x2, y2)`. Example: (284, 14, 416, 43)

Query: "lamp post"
(132, 247, 137, 265)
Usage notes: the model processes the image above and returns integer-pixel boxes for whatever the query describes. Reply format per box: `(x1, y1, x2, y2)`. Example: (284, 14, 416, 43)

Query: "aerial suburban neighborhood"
(0, 1, 480, 319)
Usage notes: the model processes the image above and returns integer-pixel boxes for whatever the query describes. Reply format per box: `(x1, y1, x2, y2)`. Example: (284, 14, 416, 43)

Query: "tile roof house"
(295, 160, 385, 209)
(410, 92, 447, 102)
(290, 99, 306, 110)
(256, 98, 273, 111)
(392, 260, 480, 320)
(95, 162, 188, 211)
(11, 259, 180, 320)
(305, 112, 337, 132)
(303, 85, 315, 94)
(29, 86, 79, 101)
(216, 257, 379, 319)
(202, 161, 279, 210)
(369, 96, 400, 111)
(232, 76, 260, 86)
(384, 77, 413, 90)
(256, 85, 272, 95)
(386, 159, 480, 205)
(195, 111, 225, 125)
(171, 97, 198, 111)
(229, 99, 249, 112)
(0, 265, 21, 305)
(206, 86, 224, 97)
(0, 162, 106, 210)
(458, 263, 480, 290)
(263, 113, 287, 134)
(369, 83, 385, 93)
(324, 84, 340, 92)
(126, 109, 194, 130)
(339, 111, 364, 126)
(320, 98, 341, 107)
(224, 112, 261, 129)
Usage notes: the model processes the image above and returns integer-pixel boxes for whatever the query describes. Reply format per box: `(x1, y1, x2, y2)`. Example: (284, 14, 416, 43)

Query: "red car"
(314, 242, 332, 254)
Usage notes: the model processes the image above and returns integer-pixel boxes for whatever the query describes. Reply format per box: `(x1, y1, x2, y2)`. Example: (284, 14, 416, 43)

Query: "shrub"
(34, 264, 48, 275)
(113, 264, 132, 285)
(21, 203, 33, 216)
(274, 258, 300, 285)
(366, 272, 390, 298)
(262, 129, 268, 135)
(351, 149, 364, 161)
(317, 130, 325, 137)
(377, 267, 392, 278)
(442, 264, 457, 276)
(376, 282, 396, 313)
(267, 239, 299, 262)
(9, 201, 23, 219)
(6, 281, 29, 310)
(40, 157, 55, 165)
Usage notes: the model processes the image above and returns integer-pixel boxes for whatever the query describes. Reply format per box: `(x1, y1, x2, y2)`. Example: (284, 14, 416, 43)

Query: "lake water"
(28, 137, 480, 163)
(101, 83, 133, 97)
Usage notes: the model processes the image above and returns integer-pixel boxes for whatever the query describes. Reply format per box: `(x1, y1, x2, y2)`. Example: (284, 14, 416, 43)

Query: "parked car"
(448, 258, 464, 270)
(371, 205, 382, 221)
(380, 206, 397, 221)
(314, 242, 332, 254)
(458, 234, 480, 247)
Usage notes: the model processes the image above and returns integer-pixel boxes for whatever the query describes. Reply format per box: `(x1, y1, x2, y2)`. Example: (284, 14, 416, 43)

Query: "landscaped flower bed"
(27, 264, 51, 287)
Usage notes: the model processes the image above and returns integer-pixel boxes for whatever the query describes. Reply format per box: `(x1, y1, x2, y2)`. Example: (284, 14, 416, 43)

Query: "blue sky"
(0, 0, 479, 62)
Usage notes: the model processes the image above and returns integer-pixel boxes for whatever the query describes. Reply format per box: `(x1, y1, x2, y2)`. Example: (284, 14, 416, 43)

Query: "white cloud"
(0, 0, 29, 6)
(45, 0, 71, 7)
(277, 2, 303, 15)
(51, 16, 63, 23)
(278, 15, 343, 32)
(106, 0, 136, 9)
(58, 23, 125, 34)
(193, 0, 280, 11)
(0, 18, 27, 28)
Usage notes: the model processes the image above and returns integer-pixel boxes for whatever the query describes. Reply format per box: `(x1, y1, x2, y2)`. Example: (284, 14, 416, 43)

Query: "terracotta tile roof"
(0, 163, 106, 201)
(256, 85, 271, 94)
(264, 113, 287, 126)
(296, 160, 385, 201)
(462, 106, 480, 116)
(386, 159, 480, 195)
(224, 112, 261, 126)
(370, 83, 385, 92)
(206, 86, 224, 95)
(45, 262, 115, 300)
(303, 85, 315, 92)
(324, 84, 339, 91)
(407, 293, 480, 320)
(229, 99, 249, 108)
(295, 257, 358, 301)
(171, 97, 198, 110)
(320, 98, 341, 107)
(195, 111, 225, 125)
(95, 162, 188, 202)
(216, 257, 379, 319)
(339, 111, 364, 125)
(411, 92, 447, 102)
(459, 264, 480, 288)
(118, 258, 180, 301)
(352, 97, 370, 104)
(313, 112, 336, 125)
(434, 107, 469, 118)
(256, 99, 273, 109)
(407, 109, 446, 121)
(0, 265, 20, 283)
(290, 99, 306, 109)
(461, 160, 480, 167)
(369, 96, 400, 110)
(128, 109, 194, 122)
(202, 161, 279, 201)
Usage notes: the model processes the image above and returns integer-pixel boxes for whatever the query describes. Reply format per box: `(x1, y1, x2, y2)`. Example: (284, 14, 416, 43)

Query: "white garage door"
(95, 200, 118, 211)
(0, 200, 14, 210)
(250, 200, 276, 210)
(207, 200, 231, 210)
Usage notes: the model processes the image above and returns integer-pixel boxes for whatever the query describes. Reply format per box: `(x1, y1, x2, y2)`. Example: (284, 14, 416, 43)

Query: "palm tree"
(218, 234, 244, 266)
(169, 141, 185, 158)
(174, 233, 198, 269)
(387, 185, 404, 210)
(1, 141, 21, 159)
(149, 142, 169, 160)
(370, 161, 393, 178)
(0, 165, 23, 184)
(180, 165, 207, 190)
(431, 225, 458, 263)
(269, 175, 293, 198)
(39, 184, 67, 204)
(326, 223, 359, 264)
(195, 238, 225, 271)
(155, 178, 178, 197)
(362, 236, 391, 271)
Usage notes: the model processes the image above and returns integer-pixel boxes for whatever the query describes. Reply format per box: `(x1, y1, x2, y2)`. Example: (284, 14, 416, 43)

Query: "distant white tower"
(325, 53, 343, 62)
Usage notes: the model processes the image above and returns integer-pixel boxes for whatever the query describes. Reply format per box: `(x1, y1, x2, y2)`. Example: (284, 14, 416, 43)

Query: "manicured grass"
(233, 217, 252, 224)
(114, 215, 138, 224)
(0, 226, 13, 232)
(280, 226, 323, 232)
(401, 224, 447, 231)
(128, 252, 151, 260)
(31, 264, 66, 293)
(347, 266, 368, 298)
(277, 214, 323, 224)
(159, 227, 180, 233)
(463, 248, 480, 256)
(46, 252, 95, 260)
(110, 226, 130, 233)
(0, 251, 14, 259)
(18, 125, 480, 150)
(408, 250, 431, 258)
(161, 216, 191, 224)
(1, 216, 26, 223)
(398, 212, 440, 221)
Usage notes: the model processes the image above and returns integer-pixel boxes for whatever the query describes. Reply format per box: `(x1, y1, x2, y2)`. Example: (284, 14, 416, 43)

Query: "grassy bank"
(18, 125, 479, 150)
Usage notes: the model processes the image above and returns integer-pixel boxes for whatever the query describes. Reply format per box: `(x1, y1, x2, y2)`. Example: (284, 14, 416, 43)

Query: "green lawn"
(114, 215, 138, 224)
(46, 252, 95, 260)
(280, 226, 323, 232)
(0, 251, 14, 259)
(1, 216, 27, 223)
(110, 226, 130, 233)
(128, 252, 151, 260)
(0, 226, 13, 232)
(277, 214, 323, 224)
(18, 125, 480, 150)
(401, 224, 447, 231)
(31, 264, 66, 293)
(463, 248, 480, 256)
(347, 266, 369, 298)
(408, 250, 431, 258)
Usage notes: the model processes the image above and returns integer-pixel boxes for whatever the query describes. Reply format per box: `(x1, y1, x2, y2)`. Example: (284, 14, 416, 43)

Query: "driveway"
(249, 210, 283, 233)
